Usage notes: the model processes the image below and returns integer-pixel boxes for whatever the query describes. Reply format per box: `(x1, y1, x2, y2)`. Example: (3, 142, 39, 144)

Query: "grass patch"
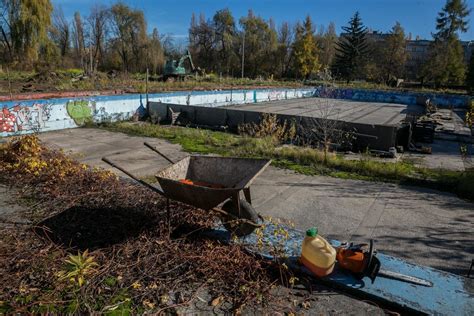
(100, 122, 474, 201)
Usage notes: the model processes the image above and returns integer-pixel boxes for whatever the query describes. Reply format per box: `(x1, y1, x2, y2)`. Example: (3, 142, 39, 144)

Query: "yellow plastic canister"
(300, 227, 336, 277)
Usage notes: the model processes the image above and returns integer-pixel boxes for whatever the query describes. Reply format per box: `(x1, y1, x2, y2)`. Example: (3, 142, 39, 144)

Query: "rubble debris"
(408, 142, 432, 154)
(413, 121, 435, 143)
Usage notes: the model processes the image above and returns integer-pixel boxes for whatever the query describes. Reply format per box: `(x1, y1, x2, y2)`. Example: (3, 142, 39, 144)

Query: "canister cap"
(306, 227, 318, 237)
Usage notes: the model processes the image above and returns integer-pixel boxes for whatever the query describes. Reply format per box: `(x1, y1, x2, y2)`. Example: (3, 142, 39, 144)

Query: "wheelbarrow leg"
(167, 198, 171, 237)
(243, 188, 251, 204)
(232, 192, 241, 216)
(222, 193, 259, 237)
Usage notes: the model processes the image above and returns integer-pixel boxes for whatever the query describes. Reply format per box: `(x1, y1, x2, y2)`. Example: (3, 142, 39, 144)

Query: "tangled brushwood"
(0, 135, 293, 314)
(238, 113, 297, 144)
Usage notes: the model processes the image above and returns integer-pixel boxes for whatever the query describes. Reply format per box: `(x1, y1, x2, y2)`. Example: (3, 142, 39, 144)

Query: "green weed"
(57, 250, 98, 287)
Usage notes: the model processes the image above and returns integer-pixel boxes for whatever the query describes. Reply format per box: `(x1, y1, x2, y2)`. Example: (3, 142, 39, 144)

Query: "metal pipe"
(241, 30, 245, 79)
(468, 259, 473, 278)
(146, 68, 149, 105)
(101, 157, 165, 196)
(144, 142, 175, 164)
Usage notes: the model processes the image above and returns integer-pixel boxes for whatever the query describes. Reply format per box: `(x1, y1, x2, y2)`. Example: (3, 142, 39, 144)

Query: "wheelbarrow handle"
(101, 157, 165, 196)
(144, 142, 174, 164)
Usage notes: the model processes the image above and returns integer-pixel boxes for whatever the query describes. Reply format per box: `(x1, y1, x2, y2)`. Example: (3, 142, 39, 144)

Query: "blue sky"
(52, 0, 474, 42)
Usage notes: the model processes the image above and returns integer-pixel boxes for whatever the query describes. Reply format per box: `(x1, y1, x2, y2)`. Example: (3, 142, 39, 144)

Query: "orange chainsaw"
(336, 239, 433, 287)
(336, 239, 381, 283)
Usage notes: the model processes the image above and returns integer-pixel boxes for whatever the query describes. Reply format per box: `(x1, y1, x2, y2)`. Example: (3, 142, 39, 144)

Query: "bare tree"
(72, 11, 86, 71)
(51, 6, 70, 58)
(277, 22, 294, 78)
(300, 98, 350, 162)
(0, 0, 14, 62)
(87, 5, 110, 73)
(188, 13, 215, 71)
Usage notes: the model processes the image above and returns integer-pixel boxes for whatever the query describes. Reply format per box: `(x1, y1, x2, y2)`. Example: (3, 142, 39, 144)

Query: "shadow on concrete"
(36, 206, 156, 250)
(354, 221, 474, 275)
(272, 179, 473, 212)
(259, 180, 473, 275)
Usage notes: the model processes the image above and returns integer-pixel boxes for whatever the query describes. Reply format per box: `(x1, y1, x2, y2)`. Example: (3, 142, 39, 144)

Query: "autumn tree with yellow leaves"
(293, 16, 321, 79)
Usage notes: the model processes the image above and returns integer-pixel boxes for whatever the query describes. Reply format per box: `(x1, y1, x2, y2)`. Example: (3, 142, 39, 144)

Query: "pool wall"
(0, 87, 469, 137)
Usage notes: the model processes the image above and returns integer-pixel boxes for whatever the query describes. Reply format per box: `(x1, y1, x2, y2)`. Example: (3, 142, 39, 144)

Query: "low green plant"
(0, 69, 36, 80)
(57, 68, 84, 77)
(57, 250, 98, 287)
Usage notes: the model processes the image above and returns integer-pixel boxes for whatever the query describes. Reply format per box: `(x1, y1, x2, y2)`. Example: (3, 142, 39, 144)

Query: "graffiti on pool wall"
(312, 86, 469, 107)
(0, 103, 53, 133)
(66, 99, 145, 125)
(268, 90, 283, 101)
(66, 100, 95, 126)
(313, 86, 354, 100)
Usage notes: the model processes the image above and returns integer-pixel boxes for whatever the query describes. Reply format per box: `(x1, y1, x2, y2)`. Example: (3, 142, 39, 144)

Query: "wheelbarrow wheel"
(221, 199, 259, 237)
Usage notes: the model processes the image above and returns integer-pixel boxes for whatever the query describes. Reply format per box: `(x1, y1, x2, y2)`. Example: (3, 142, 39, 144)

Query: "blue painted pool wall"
(312, 86, 470, 108)
(0, 88, 314, 136)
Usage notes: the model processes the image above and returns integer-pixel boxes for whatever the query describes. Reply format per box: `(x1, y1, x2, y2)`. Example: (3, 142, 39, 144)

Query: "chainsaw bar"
(378, 269, 433, 287)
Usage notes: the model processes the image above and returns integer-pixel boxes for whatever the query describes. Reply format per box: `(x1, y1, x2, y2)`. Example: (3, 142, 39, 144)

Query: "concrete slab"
(38, 128, 474, 276)
(39, 128, 187, 178)
(0, 185, 30, 225)
(226, 97, 423, 127)
(150, 98, 425, 150)
(403, 139, 467, 171)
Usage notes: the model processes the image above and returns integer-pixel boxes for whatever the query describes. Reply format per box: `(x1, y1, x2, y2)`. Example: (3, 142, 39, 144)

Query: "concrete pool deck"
(225, 97, 423, 127)
(38, 128, 474, 276)
(149, 97, 425, 150)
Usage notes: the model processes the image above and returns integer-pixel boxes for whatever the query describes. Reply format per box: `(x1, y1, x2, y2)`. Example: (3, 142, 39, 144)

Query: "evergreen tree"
(435, 0, 470, 40)
(422, 0, 470, 86)
(293, 16, 320, 79)
(332, 12, 369, 82)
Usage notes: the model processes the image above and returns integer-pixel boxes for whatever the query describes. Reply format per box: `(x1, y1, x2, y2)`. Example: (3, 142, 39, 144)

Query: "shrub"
(238, 113, 296, 144)
(465, 100, 474, 128)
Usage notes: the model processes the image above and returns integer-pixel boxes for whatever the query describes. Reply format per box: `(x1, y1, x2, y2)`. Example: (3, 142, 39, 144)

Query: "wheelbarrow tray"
(155, 156, 271, 210)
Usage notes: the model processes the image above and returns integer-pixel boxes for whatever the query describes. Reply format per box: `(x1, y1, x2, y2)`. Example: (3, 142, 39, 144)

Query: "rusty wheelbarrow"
(102, 142, 271, 236)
